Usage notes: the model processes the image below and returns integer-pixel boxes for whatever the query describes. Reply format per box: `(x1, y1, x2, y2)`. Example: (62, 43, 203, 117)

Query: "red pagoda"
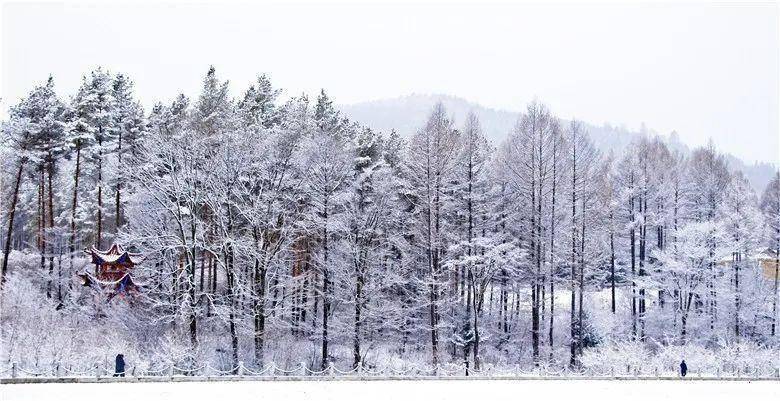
(79, 243, 143, 299)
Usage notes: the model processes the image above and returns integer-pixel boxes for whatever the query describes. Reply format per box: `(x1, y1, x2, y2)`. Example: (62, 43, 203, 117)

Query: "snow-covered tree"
(448, 112, 495, 370)
(404, 103, 460, 367)
(2, 68, 778, 375)
(299, 90, 354, 369)
(111, 73, 146, 232)
(760, 172, 780, 337)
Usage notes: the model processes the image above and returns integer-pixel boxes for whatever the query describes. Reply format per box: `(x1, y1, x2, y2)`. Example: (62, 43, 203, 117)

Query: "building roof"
(755, 248, 779, 260)
(78, 271, 143, 287)
(77, 271, 144, 301)
(86, 243, 143, 265)
(716, 247, 779, 265)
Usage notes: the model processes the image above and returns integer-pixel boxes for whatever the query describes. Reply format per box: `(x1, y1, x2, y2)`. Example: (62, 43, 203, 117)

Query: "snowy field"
(1, 379, 778, 401)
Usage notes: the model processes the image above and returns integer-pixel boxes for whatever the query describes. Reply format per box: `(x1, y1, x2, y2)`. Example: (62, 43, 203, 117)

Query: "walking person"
(114, 354, 126, 377)
(680, 360, 687, 377)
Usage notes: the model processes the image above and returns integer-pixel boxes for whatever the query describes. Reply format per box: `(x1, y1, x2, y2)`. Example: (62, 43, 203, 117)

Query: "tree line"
(1, 67, 778, 371)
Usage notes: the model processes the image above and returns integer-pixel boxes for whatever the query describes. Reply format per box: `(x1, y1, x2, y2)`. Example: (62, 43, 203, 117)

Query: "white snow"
(1, 379, 777, 401)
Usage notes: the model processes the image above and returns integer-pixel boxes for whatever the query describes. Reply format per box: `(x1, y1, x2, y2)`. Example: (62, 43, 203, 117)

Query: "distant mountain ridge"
(339, 94, 777, 193)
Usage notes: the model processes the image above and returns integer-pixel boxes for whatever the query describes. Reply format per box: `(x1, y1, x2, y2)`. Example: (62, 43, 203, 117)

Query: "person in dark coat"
(680, 360, 687, 377)
(114, 354, 126, 377)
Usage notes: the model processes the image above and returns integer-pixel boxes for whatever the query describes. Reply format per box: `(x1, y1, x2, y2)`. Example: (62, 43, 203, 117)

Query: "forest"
(1, 67, 778, 375)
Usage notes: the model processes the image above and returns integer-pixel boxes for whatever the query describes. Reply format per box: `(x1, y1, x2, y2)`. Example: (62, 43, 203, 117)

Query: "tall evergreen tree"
(760, 172, 780, 337)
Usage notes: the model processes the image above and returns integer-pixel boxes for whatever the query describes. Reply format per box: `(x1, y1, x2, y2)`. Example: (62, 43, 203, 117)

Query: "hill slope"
(339, 94, 776, 193)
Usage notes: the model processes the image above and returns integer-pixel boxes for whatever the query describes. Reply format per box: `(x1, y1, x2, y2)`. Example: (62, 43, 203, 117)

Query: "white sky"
(2, 0, 779, 164)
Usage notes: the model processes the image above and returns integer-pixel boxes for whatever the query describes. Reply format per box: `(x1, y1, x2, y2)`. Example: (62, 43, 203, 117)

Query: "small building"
(78, 243, 143, 300)
(717, 248, 779, 282)
(755, 248, 779, 281)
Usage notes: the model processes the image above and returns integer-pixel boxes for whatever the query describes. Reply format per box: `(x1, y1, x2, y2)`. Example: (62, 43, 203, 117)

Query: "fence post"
(328, 362, 334, 376)
(95, 362, 101, 379)
(268, 361, 276, 377)
(168, 364, 174, 380)
(11, 363, 16, 379)
(357, 363, 363, 377)
(611, 366, 615, 377)
(716, 366, 720, 378)
(55, 363, 61, 378)
(131, 366, 136, 378)
(300, 362, 306, 376)
(238, 362, 245, 376)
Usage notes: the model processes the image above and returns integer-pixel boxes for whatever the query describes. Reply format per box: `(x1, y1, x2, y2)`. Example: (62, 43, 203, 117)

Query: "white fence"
(2, 361, 779, 381)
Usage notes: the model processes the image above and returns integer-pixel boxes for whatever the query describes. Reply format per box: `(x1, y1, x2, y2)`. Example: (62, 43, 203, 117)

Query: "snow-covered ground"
(1, 379, 777, 401)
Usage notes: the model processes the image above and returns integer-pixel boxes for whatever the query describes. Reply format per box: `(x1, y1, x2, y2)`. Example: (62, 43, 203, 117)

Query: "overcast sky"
(2, 0, 778, 164)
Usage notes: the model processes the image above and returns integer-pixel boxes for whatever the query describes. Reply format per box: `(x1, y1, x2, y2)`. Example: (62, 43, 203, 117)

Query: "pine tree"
(111, 73, 145, 232)
(302, 90, 353, 369)
(193, 66, 232, 138)
(688, 142, 731, 334)
(760, 172, 780, 336)
(69, 68, 116, 250)
(404, 103, 460, 368)
(237, 74, 281, 130)
(721, 172, 762, 339)
(451, 112, 493, 370)
(565, 120, 598, 365)
(345, 126, 395, 368)
(1, 77, 66, 293)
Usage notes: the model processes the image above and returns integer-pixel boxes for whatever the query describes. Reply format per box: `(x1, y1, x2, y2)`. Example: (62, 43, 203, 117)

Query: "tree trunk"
(427, 170, 440, 369)
(1, 159, 26, 284)
(530, 130, 541, 366)
(772, 242, 778, 336)
(501, 271, 508, 335)
(188, 234, 198, 351)
(569, 133, 577, 367)
(115, 129, 122, 231)
(578, 212, 585, 356)
(254, 258, 267, 367)
(734, 250, 740, 338)
(39, 167, 47, 291)
(211, 252, 217, 293)
(548, 137, 558, 360)
(681, 293, 694, 344)
(638, 190, 647, 342)
(97, 136, 103, 249)
(199, 251, 205, 292)
(321, 199, 330, 371)
(69, 141, 82, 276)
(47, 159, 56, 300)
(251, 227, 268, 367)
(225, 248, 239, 370)
(629, 173, 637, 340)
(472, 281, 480, 370)
(610, 213, 616, 314)
(353, 260, 363, 369)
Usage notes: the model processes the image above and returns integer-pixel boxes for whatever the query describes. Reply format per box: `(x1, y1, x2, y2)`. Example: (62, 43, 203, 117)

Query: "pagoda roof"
(78, 271, 143, 286)
(86, 243, 143, 265)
